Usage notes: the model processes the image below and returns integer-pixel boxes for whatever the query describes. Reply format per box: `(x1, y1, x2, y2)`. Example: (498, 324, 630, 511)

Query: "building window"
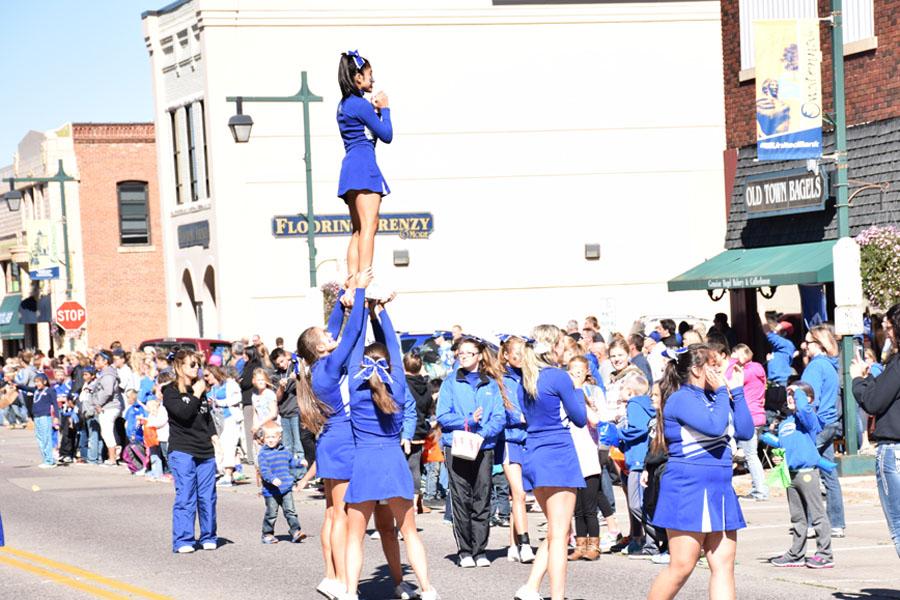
(170, 108, 184, 204)
(117, 181, 150, 245)
(200, 100, 210, 198)
(186, 104, 199, 202)
(739, 0, 875, 71)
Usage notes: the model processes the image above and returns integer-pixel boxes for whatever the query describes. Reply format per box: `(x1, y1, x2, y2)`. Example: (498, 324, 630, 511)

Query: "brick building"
(0, 123, 167, 353)
(72, 123, 168, 348)
(669, 0, 899, 350)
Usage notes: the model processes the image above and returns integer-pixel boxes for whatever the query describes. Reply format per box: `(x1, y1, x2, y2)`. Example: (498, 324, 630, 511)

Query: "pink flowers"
(856, 226, 900, 310)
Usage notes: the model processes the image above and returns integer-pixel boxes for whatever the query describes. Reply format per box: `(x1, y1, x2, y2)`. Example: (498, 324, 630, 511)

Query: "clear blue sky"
(0, 0, 154, 165)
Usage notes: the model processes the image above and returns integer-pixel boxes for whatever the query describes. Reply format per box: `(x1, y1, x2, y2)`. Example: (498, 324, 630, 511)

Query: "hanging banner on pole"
(26, 219, 59, 280)
(754, 19, 823, 161)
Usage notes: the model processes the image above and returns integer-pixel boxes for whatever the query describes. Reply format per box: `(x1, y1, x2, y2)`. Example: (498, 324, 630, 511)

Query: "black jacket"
(239, 359, 262, 407)
(853, 355, 900, 443)
(406, 374, 432, 441)
(162, 382, 215, 459)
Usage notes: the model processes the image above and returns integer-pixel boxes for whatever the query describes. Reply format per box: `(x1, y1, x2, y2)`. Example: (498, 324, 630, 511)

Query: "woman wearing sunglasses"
(162, 349, 215, 554)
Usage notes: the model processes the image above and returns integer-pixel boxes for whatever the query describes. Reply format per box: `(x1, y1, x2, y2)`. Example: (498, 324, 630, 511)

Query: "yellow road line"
(0, 547, 172, 600)
(0, 553, 129, 599)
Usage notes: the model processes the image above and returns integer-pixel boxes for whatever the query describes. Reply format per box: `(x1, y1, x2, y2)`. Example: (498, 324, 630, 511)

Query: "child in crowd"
(731, 343, 770, 501)
(144, 399, 169, 481)
(761, 382, 834, 569)
(31, 373, 58, 468)
(251, 368, 278, 443)
(640, 384, 669, 564)
(257, 423, 305, 544)
(617, 372, 659, 557)
(123, 390, 148, 475)
(422, 422, 445, 505)
(58, 395, 80, 463)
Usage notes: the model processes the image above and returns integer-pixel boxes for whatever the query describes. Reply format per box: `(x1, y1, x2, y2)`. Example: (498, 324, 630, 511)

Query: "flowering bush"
(856, 225, 900, 311)
(321, 280, 341, 323)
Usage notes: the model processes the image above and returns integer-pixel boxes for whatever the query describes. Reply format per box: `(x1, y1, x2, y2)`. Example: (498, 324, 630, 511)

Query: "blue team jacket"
(761, 389, 822, 470)
(617, 394, 655, 470)
(801, 354, 840, 427)
(502, 370, 527, 445)
(437, 368, 506, 450)
(766, 332, 795, 385)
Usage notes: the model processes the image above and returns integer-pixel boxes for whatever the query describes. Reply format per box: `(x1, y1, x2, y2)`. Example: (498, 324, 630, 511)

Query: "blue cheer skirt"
(651, 460, 746, 533)
(316, 419, 354, 481)
(523, 432, 584, 490)
(345, 440, 414, 504)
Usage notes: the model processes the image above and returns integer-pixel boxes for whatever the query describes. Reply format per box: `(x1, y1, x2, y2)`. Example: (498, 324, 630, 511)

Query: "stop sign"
(56, 301, 87, 330)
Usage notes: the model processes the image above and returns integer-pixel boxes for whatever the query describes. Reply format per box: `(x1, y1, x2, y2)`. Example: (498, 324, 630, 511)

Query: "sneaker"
(441, 519, 453, 527)
(518, 544, 535, 564)
(600, 532, 623, 552)
(202, 542, 217, 551)
(495, 517, 510, 528)
(474, 554, 490, 567)
(175, 545, 195, 554)
(369, 530, 381, 540)
(507, 545, 520, 562)
(651, 552, 671, 565)
(261, 534, 278, 544)
(458, 555, 476, 568)
(37, 463, 55, 469)
(805, 555, 834, 569)
(769, 554, 805, 567)
(831, 527, 845, 538)
(621, 539, 643, 555)
(216, 478, 234, 488)
(316, 578, 344, 599)
(134, 469, 146, 477)
(609, 537, 631, 554)
(513, 586, 542, 600)
(419, 589, 439, 600)
(394, 581, 418, 599)
(291, 530, 307, 543)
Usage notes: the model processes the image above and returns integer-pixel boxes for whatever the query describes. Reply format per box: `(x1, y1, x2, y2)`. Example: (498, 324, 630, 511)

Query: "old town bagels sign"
(744, 167, 829, 220)
(273, 213, 434, 239)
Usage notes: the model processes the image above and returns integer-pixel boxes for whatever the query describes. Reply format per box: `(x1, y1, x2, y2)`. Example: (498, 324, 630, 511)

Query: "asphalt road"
(0, 427, 898, 600)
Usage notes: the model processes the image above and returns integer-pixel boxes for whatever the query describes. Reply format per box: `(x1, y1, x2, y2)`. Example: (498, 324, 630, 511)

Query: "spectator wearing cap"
(78, 366, 101, 464)
(765, 319, 796, 422)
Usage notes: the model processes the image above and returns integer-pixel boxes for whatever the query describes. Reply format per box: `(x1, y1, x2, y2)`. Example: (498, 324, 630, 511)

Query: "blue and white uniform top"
(336, 94, 393, 197)
(663, 384, 754, 466)
(347, 308, 415, 443)
(520, 367, 587, 439)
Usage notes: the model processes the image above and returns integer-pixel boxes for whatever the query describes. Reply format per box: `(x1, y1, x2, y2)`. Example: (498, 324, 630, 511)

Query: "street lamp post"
(3, 159, 77, 349)
(227, 71, 323, 288)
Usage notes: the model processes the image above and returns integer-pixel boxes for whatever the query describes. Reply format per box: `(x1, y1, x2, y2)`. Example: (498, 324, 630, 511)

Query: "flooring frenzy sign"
(273, 213, 434, 239)
(744, 167, 829, 219)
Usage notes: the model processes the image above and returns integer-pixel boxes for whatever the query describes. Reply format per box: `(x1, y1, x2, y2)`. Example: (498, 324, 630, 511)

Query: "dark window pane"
(118, 182, 150, 245)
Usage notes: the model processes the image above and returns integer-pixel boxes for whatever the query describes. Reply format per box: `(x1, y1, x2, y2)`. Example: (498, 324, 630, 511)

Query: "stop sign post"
(56, 301, 86, 331)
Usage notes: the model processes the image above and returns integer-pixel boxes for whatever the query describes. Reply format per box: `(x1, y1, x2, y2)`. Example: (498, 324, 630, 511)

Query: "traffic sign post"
(56, 301, 86, 331)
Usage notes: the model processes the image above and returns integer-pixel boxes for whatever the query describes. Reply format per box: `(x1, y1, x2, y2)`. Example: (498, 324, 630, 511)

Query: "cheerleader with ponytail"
(342, 299, 438, 600)
(647, 345, 753, 600)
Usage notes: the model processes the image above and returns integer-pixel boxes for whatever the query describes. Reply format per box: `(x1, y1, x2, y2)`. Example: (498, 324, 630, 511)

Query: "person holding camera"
(273, 348, 306, 481)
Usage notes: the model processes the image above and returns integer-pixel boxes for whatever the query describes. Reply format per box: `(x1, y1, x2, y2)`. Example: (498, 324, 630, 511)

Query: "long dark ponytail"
(338, 51, 371, 99)
(653, 344, 712, 453)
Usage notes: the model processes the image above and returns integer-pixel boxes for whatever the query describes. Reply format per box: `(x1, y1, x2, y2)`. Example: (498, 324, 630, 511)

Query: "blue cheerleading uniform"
(312, 287, 366, 480)
(344, 308, 416, 503)
(520, 367, 588, 489)
(501, 367, 527, 466)
(651, 384, 754, 533)
(336, 94, 392, 199)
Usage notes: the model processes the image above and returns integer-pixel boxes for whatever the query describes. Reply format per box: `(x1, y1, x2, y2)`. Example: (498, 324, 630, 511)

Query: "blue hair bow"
(354, 355, 392, 384)
(346, 49, 365, 70)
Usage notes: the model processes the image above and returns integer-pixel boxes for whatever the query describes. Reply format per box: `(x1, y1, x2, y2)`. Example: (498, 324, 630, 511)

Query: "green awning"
(668, 240, 836, 292)
(0, 295, 24, 340)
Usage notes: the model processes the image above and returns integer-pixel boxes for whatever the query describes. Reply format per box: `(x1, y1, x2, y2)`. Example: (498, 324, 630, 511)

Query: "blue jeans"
(738, 429, 769, 499)
(83, 417, 101, 464)
(5, 400, 27, 427)
(280, 415, 305, 478)
(34, 416, 54, 465)
(262, 491, 301, 536)
(816, 422, 846, 529)
(876, 442, 900, 557)
(491, 471, 510, 519)
(168, 451, 217, 552)
(424, 461, 442, 498)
